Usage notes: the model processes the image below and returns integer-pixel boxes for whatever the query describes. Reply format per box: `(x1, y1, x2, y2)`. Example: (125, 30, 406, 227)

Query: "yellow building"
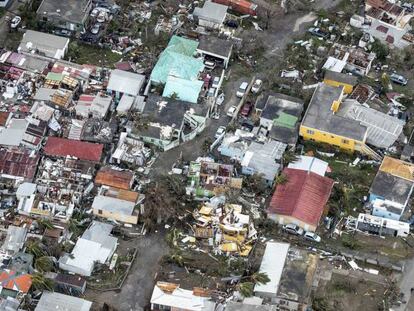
(323, 70, 358, 94)
(300, 83, 379, 159)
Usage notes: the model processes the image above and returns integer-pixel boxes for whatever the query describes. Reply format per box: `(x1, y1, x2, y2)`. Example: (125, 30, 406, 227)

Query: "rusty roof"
(43, 137, 103, 162)
(379, 156, 414, 182)
(0, 149, 40, 180)
(95, 167, 134, 190)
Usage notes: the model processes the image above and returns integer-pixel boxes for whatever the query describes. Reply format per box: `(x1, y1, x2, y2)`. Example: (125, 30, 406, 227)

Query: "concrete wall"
(93, 208, 138, 225)
(268, 213, 316, 232)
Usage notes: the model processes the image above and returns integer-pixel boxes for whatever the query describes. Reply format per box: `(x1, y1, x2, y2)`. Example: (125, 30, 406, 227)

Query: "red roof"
(44, 137, 103, 162)
(0, 270, 32, 293)
(0, 149, 40, 180)
(268, 168, 334, 228)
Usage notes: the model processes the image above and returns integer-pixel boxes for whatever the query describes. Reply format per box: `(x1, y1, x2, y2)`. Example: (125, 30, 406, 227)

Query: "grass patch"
(0, 31, 23, 50)
(66, 42, 123, 67)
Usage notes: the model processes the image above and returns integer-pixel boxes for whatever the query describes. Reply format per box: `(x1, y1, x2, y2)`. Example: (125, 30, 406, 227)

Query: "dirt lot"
(312, 265, 391, 311)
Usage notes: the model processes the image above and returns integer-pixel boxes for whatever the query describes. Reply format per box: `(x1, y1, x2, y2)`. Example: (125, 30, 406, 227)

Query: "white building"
(193, 1, 228, 29)
(18, 30, 70, 60)
(59, 221, 117, 276)
(356, 213, 409, 237)
(254, 242, 290, 299)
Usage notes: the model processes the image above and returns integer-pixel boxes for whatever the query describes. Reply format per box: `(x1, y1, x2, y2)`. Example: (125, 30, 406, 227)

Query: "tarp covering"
(162, 76, 203, 103)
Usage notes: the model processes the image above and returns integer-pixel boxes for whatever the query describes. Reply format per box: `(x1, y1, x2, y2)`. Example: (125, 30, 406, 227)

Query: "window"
(342, 139, 349, 144)
(98, 209, 103, 215)
(306, 129, 315, 135)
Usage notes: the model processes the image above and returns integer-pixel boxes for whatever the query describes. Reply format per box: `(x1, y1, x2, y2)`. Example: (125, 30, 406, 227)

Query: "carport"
(197, 36, 233, 68)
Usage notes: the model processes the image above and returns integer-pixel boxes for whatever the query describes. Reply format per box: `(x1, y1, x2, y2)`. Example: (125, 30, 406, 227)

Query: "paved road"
(0, 0, 21, 47)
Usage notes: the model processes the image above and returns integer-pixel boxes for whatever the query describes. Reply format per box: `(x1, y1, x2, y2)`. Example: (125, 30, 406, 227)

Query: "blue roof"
(162, 76, 203, 104)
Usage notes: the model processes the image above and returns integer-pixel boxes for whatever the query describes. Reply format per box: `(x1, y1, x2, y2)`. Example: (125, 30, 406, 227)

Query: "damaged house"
(130, 95, 209, 151)
(369, 156, 414, 220)
(111, 132, 150, 167)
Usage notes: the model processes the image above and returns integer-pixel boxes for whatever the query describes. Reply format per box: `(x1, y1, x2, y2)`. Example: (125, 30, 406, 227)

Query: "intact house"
(35, 292, 92, 311)
(196, 36, 233, 69)
(363, 0, 414, 48)
(254, 242, 318, 310)
(268, 168, 334, 232)
(36, 0, 92, 32)
(258, 93, 304, 146)
(0, 270, 32, 299)
(150, 35, 205, 103)
(128, 95, 209, 151)
(356, 213, 410, 237)
(75, 94, 112, 119)
(150, 282, 216, 311)
(18, 30, 69, 60)
(193, 1, 228, 29)
(59, 221, 117, 276)
(0, 148, 40, 186)
(323, 70, 358, 94)
(323, 44, 375, 76)
(1, 226, 27, 256)
(369, 156, 414, 220)
(300, 83, 404, 159)
(241, 140, 287, 186)
(107, 69, 146, 108)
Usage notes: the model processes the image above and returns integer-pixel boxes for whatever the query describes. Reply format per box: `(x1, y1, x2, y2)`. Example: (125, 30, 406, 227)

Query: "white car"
(207, 87, 216, 97)
(10, 16, 21, 29)
(283, 223, 304, 236)
(212, 76, 220, 89)
(215, 126, 226, 139)
(226, 105, 237, 117)
(91, 24, 101, 34)
(216, 93, 225, 106)
(304, 231, 321, 242)
(251, 79, 262, 93)
(236, 82, 248, 98)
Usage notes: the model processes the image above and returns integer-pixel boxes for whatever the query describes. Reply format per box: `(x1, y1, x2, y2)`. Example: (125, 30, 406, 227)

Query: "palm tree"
(275, 173, 288, 185)
(248, 272, 270, 285)
(26, 240, 46, 258)
(34, 256, 53, 273)
(31, 273, 54, 292)
(37, 218, 54, 231)
(238, 282, 254, 297)
(282, 150, 299, 166)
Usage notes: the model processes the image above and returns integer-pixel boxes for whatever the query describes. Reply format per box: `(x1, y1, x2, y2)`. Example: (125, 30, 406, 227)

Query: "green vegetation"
(66, 42, 123, 67)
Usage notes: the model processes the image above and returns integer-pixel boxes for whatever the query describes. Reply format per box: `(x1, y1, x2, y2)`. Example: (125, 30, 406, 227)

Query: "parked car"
(212, 76, 220, 89)
(216, 93, 225, 105)
(91, 24, 101, 34)
(236, 82, 248, 98)
(207, 87, 216, 97)
(240, 101, 253, 117)
(308, 27, 329, 39)
(90, 8, 99, 17)
(215, 126, 226, 139)
(97, 11, 108, 23)
(227, 106, 237, 117)
(390, 73, 408, 86)
(204, 60, 216, 70)
(283, 224, 304, 236)
(10, 16, 21, 29)
(251, 79, 262, 93)
(225, 19, 239, 28)
(53, 29, 72, 37)
(304, 231, 321, 242)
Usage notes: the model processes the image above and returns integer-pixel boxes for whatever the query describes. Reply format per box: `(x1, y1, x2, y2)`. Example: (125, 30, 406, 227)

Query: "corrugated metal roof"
(43, 137, 103, 162)
(95, 167, 133, 190)
(268, 168, 334, 227)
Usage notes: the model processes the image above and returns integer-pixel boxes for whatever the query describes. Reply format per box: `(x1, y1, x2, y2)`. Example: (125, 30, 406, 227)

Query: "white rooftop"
(254, 242, 290, 296)
(288, 156, 329, 176)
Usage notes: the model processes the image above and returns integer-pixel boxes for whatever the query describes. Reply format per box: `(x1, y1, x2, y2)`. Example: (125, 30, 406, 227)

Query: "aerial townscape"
(2, 0, 414, 310)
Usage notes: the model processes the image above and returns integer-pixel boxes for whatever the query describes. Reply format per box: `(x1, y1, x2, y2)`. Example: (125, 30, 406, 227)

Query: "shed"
(254, 242, 290, 298)
(193, 1, 228, 29)
(197, 36, 233, 68)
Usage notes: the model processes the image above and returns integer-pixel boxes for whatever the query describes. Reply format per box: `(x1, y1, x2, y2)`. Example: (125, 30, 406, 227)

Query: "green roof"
(167, 35, 199, 56)
(273, 112, 298, 129)
(162, 76, 203, 103)
(46, 72, 63, 81)
(150, 35, 204, 85)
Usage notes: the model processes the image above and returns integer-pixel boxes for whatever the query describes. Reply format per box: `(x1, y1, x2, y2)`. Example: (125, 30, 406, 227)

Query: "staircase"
(359, 143, 382, 161)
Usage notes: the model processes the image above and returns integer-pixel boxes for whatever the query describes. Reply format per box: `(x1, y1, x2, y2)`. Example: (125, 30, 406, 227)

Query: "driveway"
(0, 0, 22, 47)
